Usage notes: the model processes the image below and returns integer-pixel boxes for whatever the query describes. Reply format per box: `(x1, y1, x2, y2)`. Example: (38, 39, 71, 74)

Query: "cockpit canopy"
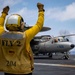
(52, 37, 69, 43)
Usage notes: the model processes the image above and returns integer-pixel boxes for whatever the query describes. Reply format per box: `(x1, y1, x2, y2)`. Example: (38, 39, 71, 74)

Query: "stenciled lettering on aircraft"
(57, 45, 64, 48)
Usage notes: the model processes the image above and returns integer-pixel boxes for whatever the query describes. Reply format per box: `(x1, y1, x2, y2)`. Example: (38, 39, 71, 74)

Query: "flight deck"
(33, 55, 75, 75)
(0, 55, 75, 75)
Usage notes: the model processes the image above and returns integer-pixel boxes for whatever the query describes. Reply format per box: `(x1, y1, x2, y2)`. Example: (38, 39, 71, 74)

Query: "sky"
(0, 0, 75, 54)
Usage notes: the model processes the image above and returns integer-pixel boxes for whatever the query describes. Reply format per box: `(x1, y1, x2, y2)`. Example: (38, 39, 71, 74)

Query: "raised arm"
(25, 3, 45, 42)
(0, 6, 9, 34)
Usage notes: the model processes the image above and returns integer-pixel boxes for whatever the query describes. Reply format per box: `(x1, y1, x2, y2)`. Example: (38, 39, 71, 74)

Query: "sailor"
(0, 2, 45, 75)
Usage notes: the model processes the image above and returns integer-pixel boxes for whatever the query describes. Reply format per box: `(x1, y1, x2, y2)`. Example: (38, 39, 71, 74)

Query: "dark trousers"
(4, 73, 32, 75)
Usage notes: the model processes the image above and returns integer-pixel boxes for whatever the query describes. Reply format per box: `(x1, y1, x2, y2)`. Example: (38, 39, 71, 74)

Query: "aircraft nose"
(70, 44, 75, 48)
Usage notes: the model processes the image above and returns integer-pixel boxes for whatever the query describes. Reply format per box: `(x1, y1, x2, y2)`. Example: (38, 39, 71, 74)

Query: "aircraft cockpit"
(52, 37, 69, 43)
(58, 37, 69, 42)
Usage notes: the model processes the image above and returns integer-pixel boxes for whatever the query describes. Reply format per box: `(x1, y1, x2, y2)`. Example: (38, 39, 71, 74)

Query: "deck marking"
(34, 63, 75, 68)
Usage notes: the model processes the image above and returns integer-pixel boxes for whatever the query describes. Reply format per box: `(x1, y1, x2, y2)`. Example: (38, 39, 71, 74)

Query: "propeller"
(41, 27, 51, 32)
(24, 26, 51, 32)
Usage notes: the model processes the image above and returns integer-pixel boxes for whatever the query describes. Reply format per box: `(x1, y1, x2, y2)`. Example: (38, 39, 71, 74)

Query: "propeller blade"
(41, 27, 51, 32)
(24, 26, 51, 32)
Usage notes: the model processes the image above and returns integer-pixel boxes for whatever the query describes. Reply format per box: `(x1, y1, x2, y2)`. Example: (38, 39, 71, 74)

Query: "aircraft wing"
(33, 35, 52, 43)
(57, 34, 75, 38)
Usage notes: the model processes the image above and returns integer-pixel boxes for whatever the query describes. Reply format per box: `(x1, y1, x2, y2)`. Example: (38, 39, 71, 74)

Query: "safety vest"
(0, 32, 33, 74)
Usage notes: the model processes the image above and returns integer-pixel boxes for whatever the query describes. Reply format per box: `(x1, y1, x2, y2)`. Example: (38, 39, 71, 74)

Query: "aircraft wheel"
(63, 55, 69, 60)
(48, 53, 52, 58)
(34, 52, 39, 56)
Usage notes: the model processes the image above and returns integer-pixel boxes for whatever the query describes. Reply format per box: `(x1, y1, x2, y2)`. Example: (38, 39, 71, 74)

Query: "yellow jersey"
(0, 11, 44, 74)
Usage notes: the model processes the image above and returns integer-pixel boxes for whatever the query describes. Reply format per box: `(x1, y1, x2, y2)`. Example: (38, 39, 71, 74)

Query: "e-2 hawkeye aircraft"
(31, 34, 75, 59)
(24, 25, 75, 59)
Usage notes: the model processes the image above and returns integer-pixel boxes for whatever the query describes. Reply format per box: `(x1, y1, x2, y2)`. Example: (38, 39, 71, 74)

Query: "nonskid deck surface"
(0, 55, 75, 75)
(33, 55, 75, 75)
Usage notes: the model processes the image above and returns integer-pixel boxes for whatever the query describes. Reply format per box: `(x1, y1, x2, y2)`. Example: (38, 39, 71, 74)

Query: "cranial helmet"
(6, 14, 24, 31)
